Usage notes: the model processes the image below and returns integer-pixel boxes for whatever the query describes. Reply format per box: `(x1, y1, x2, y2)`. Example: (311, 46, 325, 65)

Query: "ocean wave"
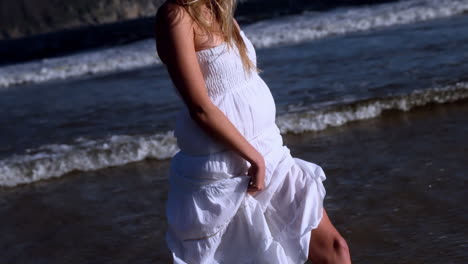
(0, 40, 158, 89)
(0, 132, 178, 187)
(0, 0, 467, 89)
(276, 82, 468, 133)
(246, 0, 468, 48)
(1, 82, 467, 187)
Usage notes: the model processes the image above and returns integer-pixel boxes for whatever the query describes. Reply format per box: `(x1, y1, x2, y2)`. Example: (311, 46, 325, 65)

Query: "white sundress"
(165, 30, 327, 264)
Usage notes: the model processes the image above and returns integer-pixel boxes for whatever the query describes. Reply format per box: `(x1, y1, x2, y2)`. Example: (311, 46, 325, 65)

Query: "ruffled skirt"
(165, 124, 326, 263)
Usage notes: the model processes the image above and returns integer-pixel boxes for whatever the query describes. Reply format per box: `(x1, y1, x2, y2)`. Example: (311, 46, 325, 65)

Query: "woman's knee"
(309, 209, 351, 263)
(333, 236, 350, 262)
(310, 234, 351, 264)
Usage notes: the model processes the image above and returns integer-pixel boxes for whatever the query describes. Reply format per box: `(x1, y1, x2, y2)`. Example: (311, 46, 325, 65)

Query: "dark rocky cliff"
(0, 0, 164, 40)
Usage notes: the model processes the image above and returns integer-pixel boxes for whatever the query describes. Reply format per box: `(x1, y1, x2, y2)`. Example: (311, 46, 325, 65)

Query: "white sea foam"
(0, 40, 159, 89)
(245, 0, 468, 48)
(1, 82, 467, 187)
(0, 0, 467, 88)
(276, 82, 468, 133)
(0, 131, 178, 187)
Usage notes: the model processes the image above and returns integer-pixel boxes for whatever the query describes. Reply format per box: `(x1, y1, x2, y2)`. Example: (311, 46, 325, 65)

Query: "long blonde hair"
(175, 0, 259, 74)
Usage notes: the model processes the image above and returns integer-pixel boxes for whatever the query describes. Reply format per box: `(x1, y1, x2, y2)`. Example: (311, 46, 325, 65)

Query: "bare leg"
(308, 209, 351, 264)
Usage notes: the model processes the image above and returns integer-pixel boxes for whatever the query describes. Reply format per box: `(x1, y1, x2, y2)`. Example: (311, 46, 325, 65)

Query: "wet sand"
(285, 101, 468, 263)
(1, 101, 467, 263)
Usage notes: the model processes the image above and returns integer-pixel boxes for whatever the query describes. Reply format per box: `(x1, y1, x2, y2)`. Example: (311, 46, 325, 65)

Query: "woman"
(154, 0, 351, 263)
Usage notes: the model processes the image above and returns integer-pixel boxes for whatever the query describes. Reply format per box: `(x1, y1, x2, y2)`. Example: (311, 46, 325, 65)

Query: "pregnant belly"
(174, 76, 277, 155)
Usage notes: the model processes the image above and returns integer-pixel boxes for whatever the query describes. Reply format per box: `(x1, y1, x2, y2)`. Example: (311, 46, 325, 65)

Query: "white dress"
(165, 30, 327, 264)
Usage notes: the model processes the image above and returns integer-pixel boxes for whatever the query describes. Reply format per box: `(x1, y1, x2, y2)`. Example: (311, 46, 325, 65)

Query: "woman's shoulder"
(154, 1, 195, 63)
(155, 1, 192, 32)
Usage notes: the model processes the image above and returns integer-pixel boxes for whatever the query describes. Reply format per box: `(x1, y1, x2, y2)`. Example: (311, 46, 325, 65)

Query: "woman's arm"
(154, 3, 265, 193)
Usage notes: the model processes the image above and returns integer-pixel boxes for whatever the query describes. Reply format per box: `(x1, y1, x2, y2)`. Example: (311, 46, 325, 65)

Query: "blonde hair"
(175, 0, 259, 75)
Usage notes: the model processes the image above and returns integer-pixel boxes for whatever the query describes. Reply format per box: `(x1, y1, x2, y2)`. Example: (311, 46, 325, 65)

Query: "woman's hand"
(247, 157, 266, 195)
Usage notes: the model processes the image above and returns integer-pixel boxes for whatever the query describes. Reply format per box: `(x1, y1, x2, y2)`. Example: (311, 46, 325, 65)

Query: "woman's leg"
(308, 209, 351, 264)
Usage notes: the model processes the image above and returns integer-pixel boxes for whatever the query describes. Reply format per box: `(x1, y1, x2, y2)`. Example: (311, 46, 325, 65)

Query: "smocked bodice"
(174, 30, 279, 155)
(195, 30, 258, 98)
